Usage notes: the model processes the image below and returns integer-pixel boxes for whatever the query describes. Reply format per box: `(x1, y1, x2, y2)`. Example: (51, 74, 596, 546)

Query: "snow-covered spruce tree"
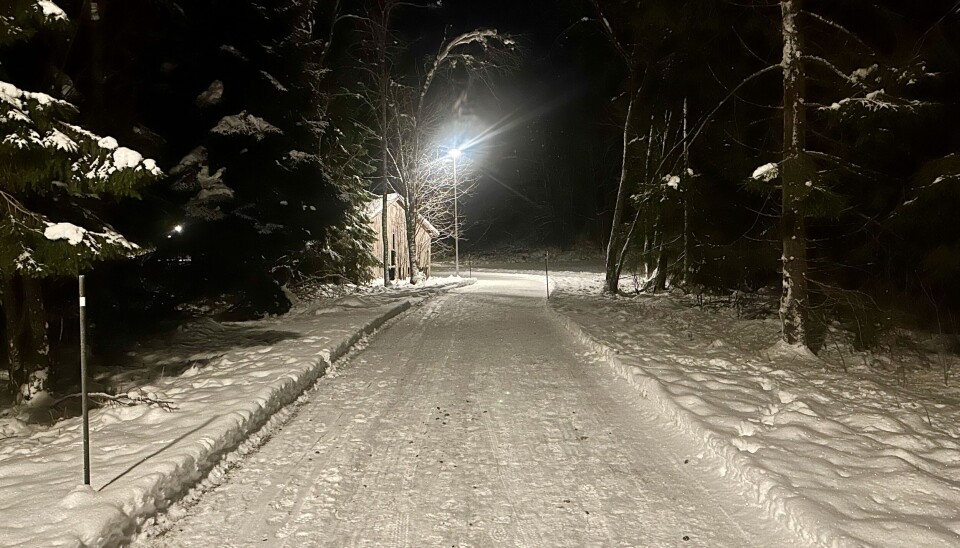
(266, 0, 378, 286)
(293, 12, 378, 286)
(889, 152, 960, 312)
(747, 0, 934, 348)
(160, 0, 375, 313)
(0, 0, 160, 402)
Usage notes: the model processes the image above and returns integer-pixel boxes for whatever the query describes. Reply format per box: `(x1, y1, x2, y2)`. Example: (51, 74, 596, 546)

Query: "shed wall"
(368, 200, 433, 281)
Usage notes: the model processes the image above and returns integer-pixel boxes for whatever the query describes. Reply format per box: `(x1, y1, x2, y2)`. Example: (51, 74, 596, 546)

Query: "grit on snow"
(2, 270, 960, 547)
(138, 272, 798, 547)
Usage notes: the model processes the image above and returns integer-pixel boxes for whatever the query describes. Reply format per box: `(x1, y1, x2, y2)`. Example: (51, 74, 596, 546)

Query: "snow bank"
(548, 272, 960, 548)
(0, 289, 441, 546)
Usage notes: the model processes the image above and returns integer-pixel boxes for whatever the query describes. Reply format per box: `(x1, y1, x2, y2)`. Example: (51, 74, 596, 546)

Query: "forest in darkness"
(3, 0, 960, 401)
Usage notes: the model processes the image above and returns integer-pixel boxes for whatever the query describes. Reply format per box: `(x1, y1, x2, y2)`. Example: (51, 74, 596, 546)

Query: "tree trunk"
(381, 190, 389, 285)
(645, 212, 660, 278)
(641, 227, 651, 278)
(604, 85, 638, 294)
(403, 193, 422, 284)
(380, 65, 390, 286)
(616, 121, 656, 284)
(3, 275, 50, 403)
(88, 1, 105, 118)
(653, 230, 669, 292)
(780, 0, 810, 346)
(376, 5, 394, 288)
(681, 97, 692, 287)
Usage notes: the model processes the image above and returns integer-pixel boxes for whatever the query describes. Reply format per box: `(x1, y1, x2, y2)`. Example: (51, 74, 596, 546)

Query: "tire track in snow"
(479, 400, 535, 548)
(273, 297, 450, 545)
(234, 297, 445, 544)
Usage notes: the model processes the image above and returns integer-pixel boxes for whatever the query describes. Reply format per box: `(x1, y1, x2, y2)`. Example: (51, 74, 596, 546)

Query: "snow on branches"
(0, 0, 68, 46)
(751, 163, 780, 182)
(901, 153, 960, 209)
(50, 387, 178, 412)
(211, 111, 283, 141)
(0, 78, 161, 278)
(1, 80, 161, 193)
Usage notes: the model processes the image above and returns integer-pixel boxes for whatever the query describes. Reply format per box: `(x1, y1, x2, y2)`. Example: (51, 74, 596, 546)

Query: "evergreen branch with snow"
(0, 0, 69, 47)
(0, 78, 161, 279)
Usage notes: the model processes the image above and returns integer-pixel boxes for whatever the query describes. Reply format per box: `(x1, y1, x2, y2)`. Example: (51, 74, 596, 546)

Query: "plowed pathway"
(139, 273, 803, 547)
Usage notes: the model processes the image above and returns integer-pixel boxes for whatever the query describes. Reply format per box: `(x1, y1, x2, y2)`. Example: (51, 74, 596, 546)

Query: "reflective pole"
(453, 155, 459, 277)
(79, 275, 90, 485)
(545, 251, 550, 299)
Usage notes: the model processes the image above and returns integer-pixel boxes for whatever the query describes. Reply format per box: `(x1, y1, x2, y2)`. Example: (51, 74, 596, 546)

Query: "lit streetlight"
(448, 147, 462, 276)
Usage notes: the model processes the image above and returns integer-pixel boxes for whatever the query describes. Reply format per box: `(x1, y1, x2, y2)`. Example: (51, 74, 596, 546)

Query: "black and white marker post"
(545, 251, 550, 299)
(79, 275, 90, 485)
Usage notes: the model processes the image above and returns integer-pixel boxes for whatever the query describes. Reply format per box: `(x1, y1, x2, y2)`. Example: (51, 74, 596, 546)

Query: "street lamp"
(448, 147, 462, 276)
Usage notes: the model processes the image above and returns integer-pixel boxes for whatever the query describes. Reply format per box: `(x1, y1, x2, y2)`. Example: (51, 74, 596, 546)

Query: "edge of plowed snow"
(548, 305, 844, 548)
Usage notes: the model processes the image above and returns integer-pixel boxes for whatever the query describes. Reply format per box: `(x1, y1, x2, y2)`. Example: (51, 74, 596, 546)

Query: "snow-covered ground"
(4, 268, 959, 547)
(137, 272, 801, 547)
(547, 271, 960, 547)
(0, 277, 469, 547)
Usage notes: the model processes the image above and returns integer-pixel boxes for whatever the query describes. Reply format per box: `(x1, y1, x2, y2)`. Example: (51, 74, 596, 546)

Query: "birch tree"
(354, 3, 508, 284)
(385, 88, 479, 252)
(585, 0, 643, 294)
(585, 0, 709, 294)
(355, 0, 419, 286)
(369, 27, 516, 283)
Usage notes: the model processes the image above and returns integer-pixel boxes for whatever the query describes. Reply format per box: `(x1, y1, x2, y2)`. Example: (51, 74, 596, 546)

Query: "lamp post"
(448, 147, 462, 276)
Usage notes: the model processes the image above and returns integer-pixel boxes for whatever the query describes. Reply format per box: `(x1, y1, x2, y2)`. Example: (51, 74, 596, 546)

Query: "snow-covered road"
(139, 273, 802, 547)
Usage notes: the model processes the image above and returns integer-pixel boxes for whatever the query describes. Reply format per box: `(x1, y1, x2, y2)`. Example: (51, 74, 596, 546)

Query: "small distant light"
(448, 148, 462, 160)
(174, 224, 184, 233)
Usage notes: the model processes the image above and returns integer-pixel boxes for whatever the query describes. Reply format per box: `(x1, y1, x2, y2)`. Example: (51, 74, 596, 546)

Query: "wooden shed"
(366, 193, 440, 281)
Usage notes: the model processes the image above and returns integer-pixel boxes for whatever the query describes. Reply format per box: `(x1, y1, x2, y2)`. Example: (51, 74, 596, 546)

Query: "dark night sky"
(394, 0, 623, 253)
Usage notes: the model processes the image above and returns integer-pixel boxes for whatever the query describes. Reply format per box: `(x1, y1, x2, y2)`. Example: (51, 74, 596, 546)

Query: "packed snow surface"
(138, 273, 800, 547)
(4, 268, 959, 547)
